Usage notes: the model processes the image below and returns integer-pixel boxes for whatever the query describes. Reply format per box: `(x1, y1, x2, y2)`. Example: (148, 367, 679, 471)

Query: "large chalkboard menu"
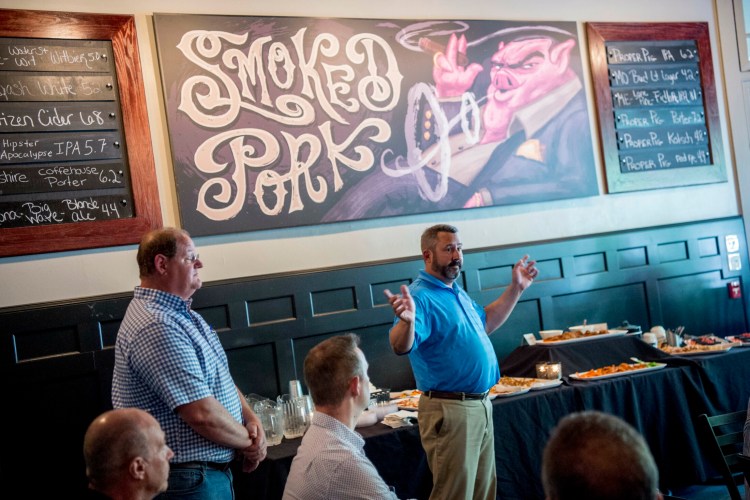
(0, 10, 161, 257)
(587, 23, 725, 193)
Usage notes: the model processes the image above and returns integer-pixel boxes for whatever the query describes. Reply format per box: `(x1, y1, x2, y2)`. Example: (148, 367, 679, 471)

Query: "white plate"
(539, 330, 627, 345)
(725, 336, 750, 346)
(489, 385, 531, 398)
(570, 363, 666, 381)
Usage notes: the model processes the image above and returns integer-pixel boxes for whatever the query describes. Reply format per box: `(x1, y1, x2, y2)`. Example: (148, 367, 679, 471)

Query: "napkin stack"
(383, 410, 418, 428)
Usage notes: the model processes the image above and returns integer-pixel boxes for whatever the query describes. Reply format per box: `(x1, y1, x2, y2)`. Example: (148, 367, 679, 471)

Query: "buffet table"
(234, 343, 750, 500)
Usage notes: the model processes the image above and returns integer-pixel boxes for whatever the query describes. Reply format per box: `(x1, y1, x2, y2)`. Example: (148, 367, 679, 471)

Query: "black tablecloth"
(500, 334, 670, 377)
(234, 346, 750, 500)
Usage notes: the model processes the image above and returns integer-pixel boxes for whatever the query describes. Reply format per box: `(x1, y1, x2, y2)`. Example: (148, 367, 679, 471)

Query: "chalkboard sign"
(0, 10, 161, 257)
(0, 37, 134, 227)
(587, 23, 725, 193)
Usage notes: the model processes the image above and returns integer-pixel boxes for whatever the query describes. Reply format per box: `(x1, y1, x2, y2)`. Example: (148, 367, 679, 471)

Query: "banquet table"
(233, 342, 750, 500)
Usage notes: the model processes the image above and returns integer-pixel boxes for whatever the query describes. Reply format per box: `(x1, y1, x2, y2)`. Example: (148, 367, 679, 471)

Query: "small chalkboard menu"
(587, 23, 725, 193)
(0, 38, 132, 228)
(0, 10, 161, 257)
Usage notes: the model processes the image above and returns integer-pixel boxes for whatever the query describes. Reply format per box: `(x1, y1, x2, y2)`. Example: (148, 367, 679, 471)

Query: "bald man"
(83, 408, 174, 500)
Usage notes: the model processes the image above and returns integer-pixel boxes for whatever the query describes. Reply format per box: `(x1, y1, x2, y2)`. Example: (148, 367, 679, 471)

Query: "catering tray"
(539, 330, 627, 345)
(390, 389, 421, 410)
(726, 334, 750, 346)
(660, 344, 734, 356)
(390, 389, 421, 399)
(489, 385, 531, 398)
(570, 362, 666, 381)
(394, 397, 419, 410)
(497, 376, 563, 390)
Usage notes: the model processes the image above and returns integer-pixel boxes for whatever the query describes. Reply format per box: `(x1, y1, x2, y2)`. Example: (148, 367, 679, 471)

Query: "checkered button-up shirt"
(112, 287, 241, 463)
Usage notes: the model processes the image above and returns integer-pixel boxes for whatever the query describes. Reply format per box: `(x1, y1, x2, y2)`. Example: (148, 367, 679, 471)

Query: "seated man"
(282, 334, 399, 499)
(542, 411, 663, 500)
(83, 408, 174, 500)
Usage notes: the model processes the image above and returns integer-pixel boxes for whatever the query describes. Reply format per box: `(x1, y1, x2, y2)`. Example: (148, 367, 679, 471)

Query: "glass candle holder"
(546, 362, 562, 380)
(536, 361, 562, 379)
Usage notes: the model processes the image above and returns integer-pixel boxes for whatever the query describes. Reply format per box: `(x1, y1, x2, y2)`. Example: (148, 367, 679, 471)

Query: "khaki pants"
(418, 395, 496, 500)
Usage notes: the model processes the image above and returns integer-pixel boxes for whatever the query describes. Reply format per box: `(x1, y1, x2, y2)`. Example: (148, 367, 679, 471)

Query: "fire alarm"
(728, 281, 742, 299)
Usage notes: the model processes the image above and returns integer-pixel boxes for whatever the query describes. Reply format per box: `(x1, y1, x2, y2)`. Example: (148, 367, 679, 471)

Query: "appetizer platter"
(391, 389, 422, 399)
(660, 343, 734, 356)
(687, 334, 734, 347)
(570, 362, 666, 381)
(391, 389, 421, 410)
(394, 397, 420, 410)
(726, 333, 750, 346)
(540, 329, 627, 344)
(497, 376, 563, 390)
(489, 384, 531, 398)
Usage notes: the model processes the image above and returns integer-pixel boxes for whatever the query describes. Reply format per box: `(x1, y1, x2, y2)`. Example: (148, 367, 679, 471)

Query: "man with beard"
(384, 223, 538, 500)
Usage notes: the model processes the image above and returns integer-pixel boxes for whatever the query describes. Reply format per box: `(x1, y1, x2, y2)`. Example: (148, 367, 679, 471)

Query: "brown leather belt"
(173, 461, 232, 471)
(425, 390, 488, 401)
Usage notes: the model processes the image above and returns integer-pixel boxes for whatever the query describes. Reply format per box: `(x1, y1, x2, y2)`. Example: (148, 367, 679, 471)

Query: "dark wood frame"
(587, 22, 725, 193)
(0, 9, 161, 257)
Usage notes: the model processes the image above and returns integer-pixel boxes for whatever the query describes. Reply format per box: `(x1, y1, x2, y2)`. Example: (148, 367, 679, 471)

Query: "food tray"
(539, 330, 627, 345)
(497, 376, 563, 390)
(725, 334, 750, 346)
(489, 385, 531, 398)
(660, 344, 734, 356)
(570, 363, 666, 381)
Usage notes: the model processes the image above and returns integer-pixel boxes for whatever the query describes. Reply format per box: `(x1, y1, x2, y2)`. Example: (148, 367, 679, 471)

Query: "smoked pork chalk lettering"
(176, 28, 402, 220)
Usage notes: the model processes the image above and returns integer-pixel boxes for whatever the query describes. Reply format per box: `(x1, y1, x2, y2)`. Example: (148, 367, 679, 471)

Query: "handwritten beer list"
(607, 40, 710, 174)
(0, 38, 132, 229)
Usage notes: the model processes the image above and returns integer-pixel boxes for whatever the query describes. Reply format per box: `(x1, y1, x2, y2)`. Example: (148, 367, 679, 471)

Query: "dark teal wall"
(1, 216, 748, 496)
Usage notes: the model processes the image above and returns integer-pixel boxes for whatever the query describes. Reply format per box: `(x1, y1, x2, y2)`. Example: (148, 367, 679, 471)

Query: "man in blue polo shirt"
(385, 223, 537, 500)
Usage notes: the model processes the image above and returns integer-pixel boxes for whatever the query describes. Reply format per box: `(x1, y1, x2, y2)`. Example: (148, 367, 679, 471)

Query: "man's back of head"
(542, 411, 661, 500)
(83, 408, 173, 500)
(304, 333, 365, 408)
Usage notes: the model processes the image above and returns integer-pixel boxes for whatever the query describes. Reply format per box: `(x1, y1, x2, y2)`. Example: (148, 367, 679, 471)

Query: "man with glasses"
(112, 227, 266, 499)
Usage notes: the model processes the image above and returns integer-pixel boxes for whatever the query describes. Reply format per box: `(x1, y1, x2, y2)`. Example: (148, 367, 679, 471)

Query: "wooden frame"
(0, 9, 161, 257)
(734, 0, 750, 72)
(587, 22, 725, 193)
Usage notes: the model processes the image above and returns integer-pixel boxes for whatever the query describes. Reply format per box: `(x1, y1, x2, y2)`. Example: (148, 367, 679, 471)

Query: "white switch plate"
(729, 252, 742, 271)
(726, 234, 740, 252)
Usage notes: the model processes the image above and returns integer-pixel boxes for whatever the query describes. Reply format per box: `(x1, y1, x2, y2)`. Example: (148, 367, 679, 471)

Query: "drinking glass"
(289, 380, 304, 398)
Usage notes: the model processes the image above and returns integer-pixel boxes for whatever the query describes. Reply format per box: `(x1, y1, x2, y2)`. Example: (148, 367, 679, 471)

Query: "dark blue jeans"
(157, 464, 234, 500)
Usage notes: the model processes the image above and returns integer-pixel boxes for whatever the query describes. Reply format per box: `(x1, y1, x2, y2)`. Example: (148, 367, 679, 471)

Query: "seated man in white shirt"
(282, 334, 399, 500)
